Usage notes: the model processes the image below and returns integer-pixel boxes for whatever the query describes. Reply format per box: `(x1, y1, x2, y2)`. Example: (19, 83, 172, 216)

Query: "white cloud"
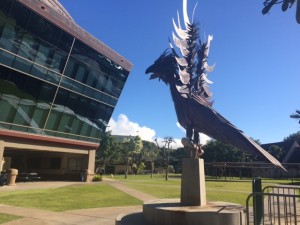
(107, 114, 156, 142)
(107, 114, 211, 149)
(199, 134, 211, 145)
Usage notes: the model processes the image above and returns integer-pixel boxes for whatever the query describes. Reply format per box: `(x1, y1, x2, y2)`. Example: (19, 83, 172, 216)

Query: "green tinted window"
(0, 95, 17, 123)
(10, 2, 30, 29)
(30, 103, 50, 130)
(12, 99, 35, 126)
(45, 109, 62, 131)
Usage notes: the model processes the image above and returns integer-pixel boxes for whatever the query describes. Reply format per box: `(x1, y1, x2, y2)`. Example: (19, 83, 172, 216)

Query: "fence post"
(252, 177, 263, 225)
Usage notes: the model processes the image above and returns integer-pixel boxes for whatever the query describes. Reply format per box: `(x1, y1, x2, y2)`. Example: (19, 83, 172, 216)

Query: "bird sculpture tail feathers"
(245, 135, 287, 171)
(190, 94, 287, 172)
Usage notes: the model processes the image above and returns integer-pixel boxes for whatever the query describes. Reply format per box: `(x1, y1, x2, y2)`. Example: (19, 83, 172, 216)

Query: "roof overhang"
(0, 129, 99, 150)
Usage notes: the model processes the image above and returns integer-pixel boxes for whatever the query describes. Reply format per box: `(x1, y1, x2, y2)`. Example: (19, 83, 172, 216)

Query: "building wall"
(0, 0, 130, 142)
(0, 0, 131, 179)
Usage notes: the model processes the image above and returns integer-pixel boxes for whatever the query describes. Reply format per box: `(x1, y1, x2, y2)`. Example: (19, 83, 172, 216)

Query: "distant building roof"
(282, 141, 300, 163)
(261, 141, 300, 163)
(113, 135, 136, 142)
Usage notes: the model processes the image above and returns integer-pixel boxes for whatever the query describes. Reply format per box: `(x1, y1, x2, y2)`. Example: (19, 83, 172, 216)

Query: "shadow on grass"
(168, 174, 182, 179)
(279, 181, 300, 185)
(205, 179, 252, 183)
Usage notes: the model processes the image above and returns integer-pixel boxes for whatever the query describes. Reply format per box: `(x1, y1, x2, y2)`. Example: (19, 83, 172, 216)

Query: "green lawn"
(0, 174, 296, 216)
(0, 183, 142, 211)
(0, 213, 22, 224)
(110, 174, 296, 206)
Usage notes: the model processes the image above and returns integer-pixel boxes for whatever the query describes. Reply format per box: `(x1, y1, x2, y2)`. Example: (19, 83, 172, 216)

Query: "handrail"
(246, 185, 300, 225)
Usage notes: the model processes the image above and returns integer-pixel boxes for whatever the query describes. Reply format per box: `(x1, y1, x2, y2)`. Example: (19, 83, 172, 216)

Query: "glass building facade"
(0, 0, 131, 144)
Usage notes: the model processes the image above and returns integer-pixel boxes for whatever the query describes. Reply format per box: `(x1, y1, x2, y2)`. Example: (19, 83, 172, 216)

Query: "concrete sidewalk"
(0, 179, 153, 225)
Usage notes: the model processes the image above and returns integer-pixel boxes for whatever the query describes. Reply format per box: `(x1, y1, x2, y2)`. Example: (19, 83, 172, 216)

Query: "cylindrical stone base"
(143, 199, 245, 225)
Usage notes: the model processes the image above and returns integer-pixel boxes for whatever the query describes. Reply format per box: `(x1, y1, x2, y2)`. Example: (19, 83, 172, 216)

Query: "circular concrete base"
(143, 199, 245, 225)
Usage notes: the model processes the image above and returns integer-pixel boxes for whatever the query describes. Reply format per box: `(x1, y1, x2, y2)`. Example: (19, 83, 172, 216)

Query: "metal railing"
(246, 185, 300, 225)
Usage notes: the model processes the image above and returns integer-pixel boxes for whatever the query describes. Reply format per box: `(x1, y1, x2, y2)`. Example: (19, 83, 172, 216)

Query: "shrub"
(92, 174, 102, 182)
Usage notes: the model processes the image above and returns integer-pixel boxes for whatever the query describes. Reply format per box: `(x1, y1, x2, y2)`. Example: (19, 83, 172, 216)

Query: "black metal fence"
(246, 184, 300, 225)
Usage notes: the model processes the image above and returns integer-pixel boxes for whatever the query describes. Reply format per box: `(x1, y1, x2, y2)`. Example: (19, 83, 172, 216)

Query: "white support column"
(0, 141, 5, 171)
(87, 149, 95, 173)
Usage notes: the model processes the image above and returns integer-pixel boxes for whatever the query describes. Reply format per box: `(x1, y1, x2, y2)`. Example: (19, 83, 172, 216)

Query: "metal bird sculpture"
(146, 0, 285, 170)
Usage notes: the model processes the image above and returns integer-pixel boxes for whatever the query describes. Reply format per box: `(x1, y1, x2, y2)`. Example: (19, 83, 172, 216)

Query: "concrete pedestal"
(181, 158, 206, 206)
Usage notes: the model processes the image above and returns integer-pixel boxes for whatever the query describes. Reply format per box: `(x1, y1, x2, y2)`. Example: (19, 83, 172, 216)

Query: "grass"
(0, 213, 22, 224)
(110, 174, 297, 206)
(0, 174, 297, 215)
(0, 183, 142, 211)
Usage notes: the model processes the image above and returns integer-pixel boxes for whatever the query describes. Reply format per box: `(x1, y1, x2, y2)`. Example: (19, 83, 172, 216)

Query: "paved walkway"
(0, 179, 153, 225)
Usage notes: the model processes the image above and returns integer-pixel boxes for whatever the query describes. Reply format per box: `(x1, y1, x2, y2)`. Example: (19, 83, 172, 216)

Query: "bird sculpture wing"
(189, 94, 286, 171)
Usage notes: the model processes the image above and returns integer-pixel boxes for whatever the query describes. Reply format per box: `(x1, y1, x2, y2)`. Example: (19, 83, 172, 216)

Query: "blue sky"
(59, 0, 299, 147)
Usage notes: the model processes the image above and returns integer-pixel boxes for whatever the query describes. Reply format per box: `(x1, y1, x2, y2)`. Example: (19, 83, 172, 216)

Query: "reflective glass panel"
(0, 94, 17, 124)
(30, 64, 47, 79)
(26, 13, 46, 40)
(57, 31, 73, 53)
(12, 56, 32, 73)
(0, 49, 14, 66)
(0, 23, 18, 53)
(0, 0, 13, 15)
(29, 102, 50, 132)
(10, 2, 30, 29)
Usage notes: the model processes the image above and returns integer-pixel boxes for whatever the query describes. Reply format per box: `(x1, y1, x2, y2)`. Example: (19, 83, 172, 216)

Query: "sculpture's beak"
(149, 73, 160, 80)
(145, 65, 159, 80)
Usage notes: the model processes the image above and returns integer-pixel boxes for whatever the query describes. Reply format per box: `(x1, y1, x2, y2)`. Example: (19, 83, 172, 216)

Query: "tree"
(267, 145, 284, 160)
(202, 140, 255, 163)
(96, 131, 120, 173)
(119, 136, 143, 179)
(262, 0, 300, 24)
(283, 131, 300, 143)
(171, 147, 190, 161)
(155, 137, 174, 181)
(168, 147, 190, 174)
(141, 141, 159, 178)
(203, 140, 242, 162)
(130, 136, 143, 174)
